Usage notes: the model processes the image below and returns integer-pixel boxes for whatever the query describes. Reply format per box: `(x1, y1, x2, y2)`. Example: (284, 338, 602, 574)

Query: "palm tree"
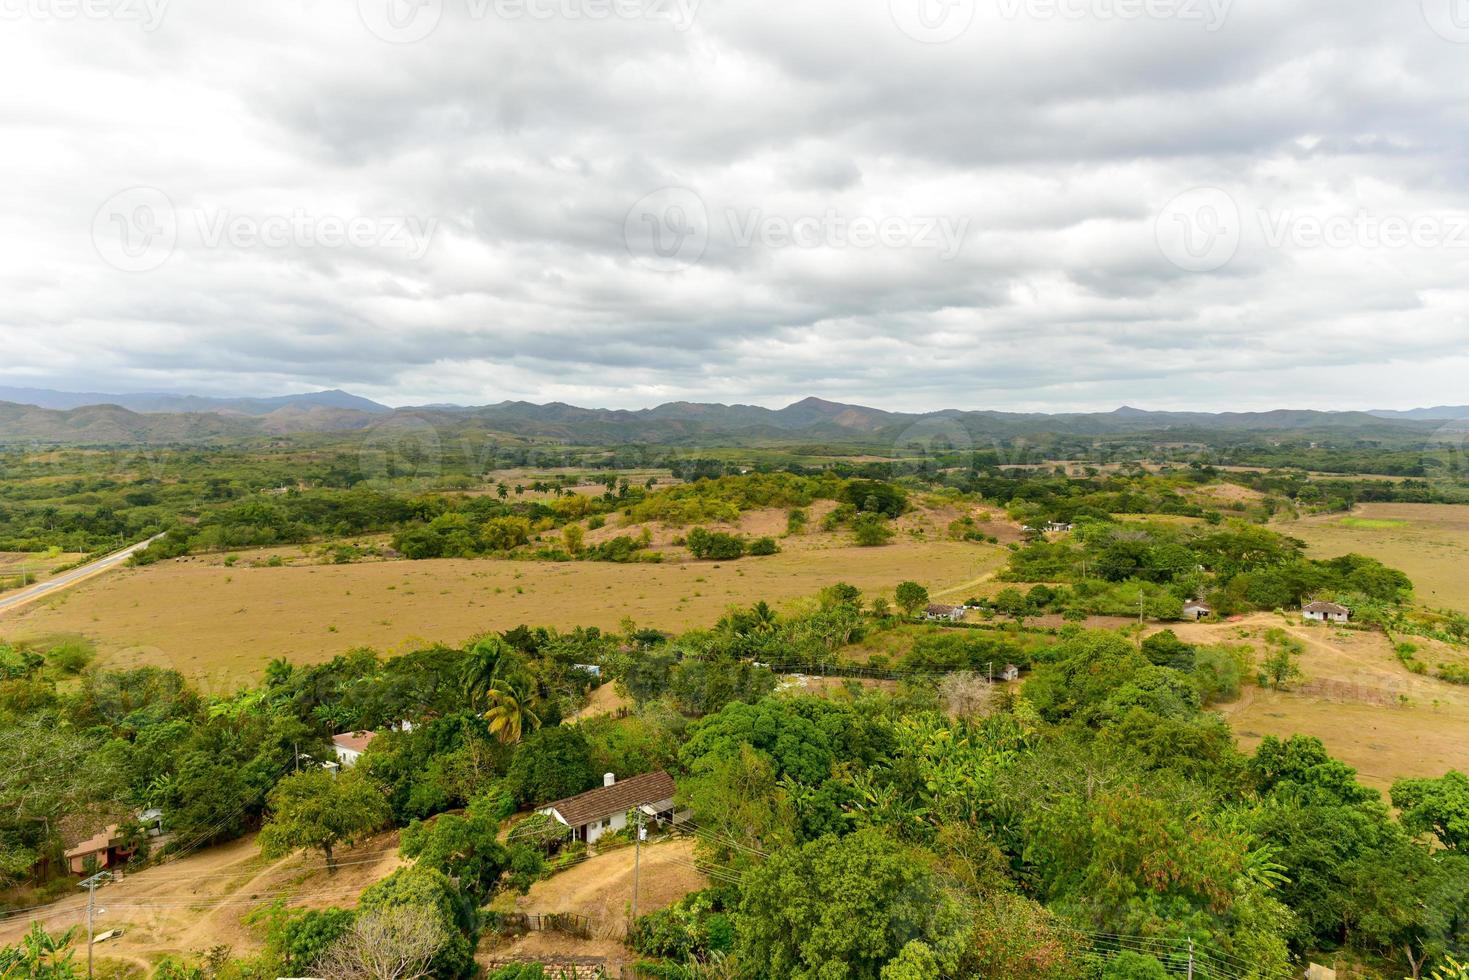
(483, 676, 542, 745)
(751, 600, 778, 633)
(460, 636, 510, 711)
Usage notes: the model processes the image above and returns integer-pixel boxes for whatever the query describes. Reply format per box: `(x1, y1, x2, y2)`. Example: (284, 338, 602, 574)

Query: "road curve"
(0, 534, 164, 616)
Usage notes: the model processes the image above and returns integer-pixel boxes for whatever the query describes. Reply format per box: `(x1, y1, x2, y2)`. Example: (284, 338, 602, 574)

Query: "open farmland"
(1, 536, 1004, 688)
(1283, 503, 1469, 613)
(1167, 613, 1469, 792)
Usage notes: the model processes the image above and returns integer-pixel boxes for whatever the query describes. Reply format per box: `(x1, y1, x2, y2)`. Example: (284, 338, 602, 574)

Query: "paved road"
(0, 535, 163, 615)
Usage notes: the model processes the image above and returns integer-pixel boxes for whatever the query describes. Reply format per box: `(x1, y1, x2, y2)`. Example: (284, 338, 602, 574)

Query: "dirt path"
(0, 831, 403, 971)
(501, 838, 706, 938)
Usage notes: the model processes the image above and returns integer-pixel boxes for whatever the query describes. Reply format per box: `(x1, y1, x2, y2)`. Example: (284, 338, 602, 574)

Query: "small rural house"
(331, 731, 376, 768)
(538, 771, 680, 845)
(924, 603, 966, 622)
(1000, 664, 1021, 682)
(1302, 600, 1351, 623)
(1182, 599, 1213, 621)
(64, 825, 135, 876)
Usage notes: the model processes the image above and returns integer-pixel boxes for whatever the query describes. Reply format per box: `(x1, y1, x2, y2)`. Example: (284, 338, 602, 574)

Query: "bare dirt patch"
(494, 838, 705, 939)
(0, 831, 403, 973)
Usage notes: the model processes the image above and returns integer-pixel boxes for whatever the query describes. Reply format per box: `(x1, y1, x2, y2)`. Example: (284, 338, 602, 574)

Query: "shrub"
(686, 528, 745, 560)
(748, 537, 779, 556)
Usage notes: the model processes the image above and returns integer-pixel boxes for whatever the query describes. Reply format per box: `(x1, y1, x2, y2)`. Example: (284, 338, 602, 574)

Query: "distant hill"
(0, 389, 1441, 446)
(0, 386, 390, 416)
(1370, 405, 1469, 421)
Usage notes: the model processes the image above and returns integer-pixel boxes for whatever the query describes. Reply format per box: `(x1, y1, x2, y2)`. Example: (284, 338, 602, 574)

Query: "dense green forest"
(2, 431, 1464, 566)
(3, 576, 1468, 979)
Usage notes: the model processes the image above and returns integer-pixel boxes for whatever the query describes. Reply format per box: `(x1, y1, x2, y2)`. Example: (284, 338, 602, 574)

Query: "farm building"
(1302, 600, 1351, 623)
(924, 603, 966, 622)
(538, 771, 681, 845)
(64, 825, 135, 876)
(1182, 599, 1213, 621)
(331, 730, 377, 768)
(1000, 664, 1021, 682)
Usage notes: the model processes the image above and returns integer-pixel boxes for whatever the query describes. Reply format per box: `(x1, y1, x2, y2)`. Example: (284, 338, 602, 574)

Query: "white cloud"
(0, 0, 1466, 411)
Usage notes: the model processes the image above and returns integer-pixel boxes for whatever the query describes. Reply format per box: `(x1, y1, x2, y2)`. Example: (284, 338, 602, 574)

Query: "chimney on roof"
(604, 772, 616, 788)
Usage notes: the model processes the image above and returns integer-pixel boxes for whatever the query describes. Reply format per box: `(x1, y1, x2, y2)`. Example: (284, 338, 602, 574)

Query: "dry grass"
(1165, 612, 1469, 792)
(1283, 503, 1469, 613)
(2, 537, 1004, 689)
(492, 838, 705, 938)
(0, 831, 404, 974)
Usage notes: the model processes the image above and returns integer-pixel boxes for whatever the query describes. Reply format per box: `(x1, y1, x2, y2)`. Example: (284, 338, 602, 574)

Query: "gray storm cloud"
(0, 0, 1466, 411)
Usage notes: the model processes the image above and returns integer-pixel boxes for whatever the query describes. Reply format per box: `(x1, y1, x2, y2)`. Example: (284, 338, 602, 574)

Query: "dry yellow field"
(1168, 613, 1469, 792)
(1283, 503, 1469, 613)
(1, 537, 1003, 691)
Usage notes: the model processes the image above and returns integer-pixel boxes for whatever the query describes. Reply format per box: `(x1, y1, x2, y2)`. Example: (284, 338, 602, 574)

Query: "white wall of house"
(581, 809, 628, 845)
(1304, 610, 1348, 623)
(334, 745, 363, 767)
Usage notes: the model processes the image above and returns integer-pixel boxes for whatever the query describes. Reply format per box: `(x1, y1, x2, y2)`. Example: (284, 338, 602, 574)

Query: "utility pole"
(1186, 938, 1194, 979)
(80, 870, 112, 979)
(1138, 595, 1145, 627)
(631, 809, 644, 923)
(987, 661, 993, 684)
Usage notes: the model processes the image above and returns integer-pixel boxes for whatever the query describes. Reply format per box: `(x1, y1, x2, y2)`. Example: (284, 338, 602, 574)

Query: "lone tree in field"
(895, 581, 929, 618)
(259, 769, 389, 873)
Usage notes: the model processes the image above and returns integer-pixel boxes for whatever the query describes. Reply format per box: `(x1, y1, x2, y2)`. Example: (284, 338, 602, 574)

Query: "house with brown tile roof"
(537, 771, 678, 845)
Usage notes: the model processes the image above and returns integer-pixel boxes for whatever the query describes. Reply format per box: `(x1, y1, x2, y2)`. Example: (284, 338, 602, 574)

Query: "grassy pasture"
(2, 536, 1004, 690)
(1283, 503, 1469, 613)
(1169, 613, 1469, 792)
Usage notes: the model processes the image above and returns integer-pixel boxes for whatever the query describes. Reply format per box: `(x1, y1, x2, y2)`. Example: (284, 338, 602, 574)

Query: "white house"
(1303, 600, 1351, 623)
(999, 664, 1021, 682)
(331, 731, 377, 768)
(537, 771, 679, 845)
(924, 603, 966, 622)
(1182, 599, 1213, 621)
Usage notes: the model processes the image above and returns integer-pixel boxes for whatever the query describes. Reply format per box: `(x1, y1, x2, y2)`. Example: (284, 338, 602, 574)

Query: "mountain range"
(0, 388, 1454, 446)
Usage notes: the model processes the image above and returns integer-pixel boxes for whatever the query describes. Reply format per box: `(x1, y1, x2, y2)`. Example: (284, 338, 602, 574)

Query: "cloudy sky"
(2, 0, 1468, 412)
